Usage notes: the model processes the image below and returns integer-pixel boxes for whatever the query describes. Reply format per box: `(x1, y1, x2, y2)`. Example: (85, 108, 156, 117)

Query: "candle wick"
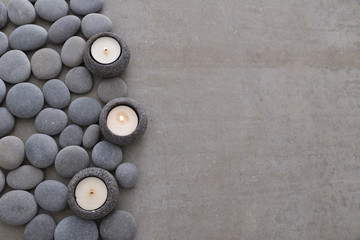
(90, 189, 94, 195)
(104, 47, 108, 55)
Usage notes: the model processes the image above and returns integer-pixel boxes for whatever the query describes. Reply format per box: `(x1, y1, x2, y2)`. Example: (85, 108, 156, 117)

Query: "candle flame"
(104, 47, 108, 55)
(119, 115, 125, 123)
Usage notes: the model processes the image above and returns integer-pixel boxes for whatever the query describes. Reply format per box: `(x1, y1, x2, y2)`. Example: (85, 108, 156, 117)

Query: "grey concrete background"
(1, 0, 360, 239)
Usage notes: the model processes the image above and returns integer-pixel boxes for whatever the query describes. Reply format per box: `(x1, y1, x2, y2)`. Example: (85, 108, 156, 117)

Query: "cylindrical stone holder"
(99, 97, 147, 146)
(68, 167, 119, 220)
(83, 32, 130, 78)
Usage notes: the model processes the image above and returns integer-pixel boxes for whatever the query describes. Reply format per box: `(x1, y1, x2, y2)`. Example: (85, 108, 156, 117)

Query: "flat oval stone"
(34, 180, 68, 212)
(55, 216, 98, 240)
(82, 124, 100, 148)
(6, 165, 44, 190)
(6, 82, 44, 118)
(48, 15, 80, 44)
(81, 13, 112, 39)
(55, 146, 89, 178)
(26, 133, 58, 168)
(0, 108, 15, 137)
(31, 48, 62, 80)
(98, 78, 127, 103)
(0, 2, 7, 29)
(0, 32, 8, 56)
(59, 124, 83, 148)
(68, 97, 102, 126)
(24, 214, 56, 240)
(35, 108, 68, 136)
(0, 50, 30, 83)
(115, 162, 138, 188)
(92, 141, 122, 171)
(100, 211, 137, 240)
(9, 24, 48, 51)
(61, 36, 85, 67)
(65, 66, 93, 94)
(35, 0, 68, 22)
(0, 190, 37, 226)
(43, 79, 70, 109)
(0, 136, 24, 170)
(0, 169, 5, 193)
(0, 79, 5, 103)
(70, 0, 104, 15)
(7, 0, 36, 25)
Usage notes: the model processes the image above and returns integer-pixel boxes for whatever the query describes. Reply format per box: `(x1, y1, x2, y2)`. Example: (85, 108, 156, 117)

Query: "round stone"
(68, 168, 119, 220)
(48, 15, 81, 44)
(43, 79, 70, 109)
(0, 190, 37, 226)
(35, 108, 67, 136)
(0, 50, 30, 83)
(100, 211, 137, 240)
(0, 136, 24, 170)
(68, 97, 102, 126)
(98, 77, 127, 103)
(0, 32, 8, 56)
(0, 108, 14, 138)
(24, 214, 56, 240)
(84, 32, 130, 78)
(6, 82, 44, 118)
(81, 13, 112, 39)
(0, 2, 7, 29)
(55, 216, 98, 240)
(65, 66, 93, 94)
(6, 165, 44, 190)
(0, 79, 5, 103)
(59, 124, 83, 148)
(82, 124, 100, 149)
(31, 48, 62, 80)
(35, 0, 68, 22)
(7, 0, 35, 26)
(34, 180, 68, 212)
(70, 0, 104, 15)
(55, 146, 89, 178)
(25, 134, 58, 168)
(92, 141, 122, 171)
(9, 24, 47, 51)
(61, 36, 85, 67)
(115, 163, 138, 188)
(0, 169, 5, 193)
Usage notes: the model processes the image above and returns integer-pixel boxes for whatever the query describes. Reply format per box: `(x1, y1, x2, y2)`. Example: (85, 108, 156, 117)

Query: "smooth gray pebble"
(0, 136, 24, 170)
(65, 66, 93, 94)
(0, 79, 5, 103)
(9, 24, 48, 51)
(54, 216, 98, 240)
(35, 108, 67, 136)
(24, 214, 56, 240)
(0, 50, 30, 83)
(115, 163, 138, 188)
(6, 165, 44, 190)
(48, 15, 80, 44)
(0, 108, 15, 138)
(92, 141, 122, 171)
(0, 32, 8, 56)
(59, 124, 83, 148)
(0, 169, 4, 193)
(82, 124, 100, 148)
(43, 79, 70, 109)
(100, 210, 137, 240)
(98, 77, 127, 103)
(25, 133, 58, 168)
(7, 0, 35, 25)
(35, 0, 68, 22)
(55, 146, 89, 178)
(68, 97, 102, 126)
(0, 2, 7, 29)
(34, 180, 68, 212)
(61, 36, 85, 67)
(81, 13, 112, 39)
(70, 0, 104, 15)
(31, 48, 62, 80)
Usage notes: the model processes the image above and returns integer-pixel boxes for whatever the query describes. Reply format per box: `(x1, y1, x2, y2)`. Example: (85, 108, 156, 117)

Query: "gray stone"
(54, 216, 98, 240)
(115, 163, 138, 188)
(0, 169, 5, 193)
(7, 0, 35, 25)
(6, 165, 44, 190)
(42, 79, 70, 109)
(6, 83, 44, 118)
(0, 32, 8, 56)
(0, 79, 5, 103)
(0, 136, 24, 170)
(55, 146, 89, 178)
(0, 2, 7, 29)
(100, 210, 137, 240)
(59, 124, 83, 148)
(70, 0, 104, 15)
(84, 32, 130, 78)
(65, 66, 93, 94)
(9, 24, 47, 51)
(25, 134, 58, 168)
(68, 97, 102, 126)
(34, 180, 68, 212)
(61, 36, 85, 67)
(48, 15, 80, 44)
(98, 77, 127, 103)
(81, 13, 112, 39)
(0, 108, 14, 138)
(24, 214, 56, 240)
(35, 0, 68, 22)
(82, 124, 100, 149)
(0, 190, 37, 226)
(0, 50, 30, 83)
(31, 48, 62, 80)
(68, 168, 119, 220)
(92, 141, 122, 171)
(35, 108, 67, 136)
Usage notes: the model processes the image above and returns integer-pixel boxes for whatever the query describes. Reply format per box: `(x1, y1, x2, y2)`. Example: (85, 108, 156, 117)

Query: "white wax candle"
(75, 177, 108, 210)
(107, 106, 138, 136)
(91, 37, 121, 64)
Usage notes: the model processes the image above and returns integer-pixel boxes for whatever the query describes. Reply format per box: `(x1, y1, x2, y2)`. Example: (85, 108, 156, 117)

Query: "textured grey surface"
(2, 0, 360, 239)
(9, 24, 47, 51)
(7, 0, 35, 26)
(24, 214, 56, 240)
(6, 165, 44, 190)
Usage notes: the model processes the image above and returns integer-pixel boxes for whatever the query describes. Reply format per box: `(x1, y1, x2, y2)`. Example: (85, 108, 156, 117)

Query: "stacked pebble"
(0, 0, 145, 239)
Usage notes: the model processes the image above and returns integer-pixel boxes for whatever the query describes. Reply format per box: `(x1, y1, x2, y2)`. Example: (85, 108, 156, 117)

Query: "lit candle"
(107, 106, 138, 136)
(91, 37, 121, 64)
(75, 177, 107, 210)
